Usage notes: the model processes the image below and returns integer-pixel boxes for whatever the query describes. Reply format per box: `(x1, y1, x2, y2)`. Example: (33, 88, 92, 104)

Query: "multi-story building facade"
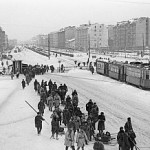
(58, 29, 65, 49)
(108, 17, 150, 52)
(0, 27, 6, 53)
(66, 39, 75, 50)
(88, 23, 108, 52)
(64, 26, 76, 49)
(53, 32, 58, 48)
(136, 17, 150, 50)
(75, 24, 89, 52)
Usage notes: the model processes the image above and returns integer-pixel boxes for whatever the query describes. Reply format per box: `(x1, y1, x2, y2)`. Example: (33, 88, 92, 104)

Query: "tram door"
(13, 60, 22, 74)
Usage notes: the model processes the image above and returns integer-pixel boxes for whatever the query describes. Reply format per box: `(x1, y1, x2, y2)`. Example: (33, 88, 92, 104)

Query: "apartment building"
(58, 29, 65, 49)
(88, 23, 108, 52)
(108, 17, 150, 51)
(75, 24, 89, 52)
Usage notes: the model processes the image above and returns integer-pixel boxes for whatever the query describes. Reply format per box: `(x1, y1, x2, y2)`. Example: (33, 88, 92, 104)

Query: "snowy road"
(0, 49, 150, 150)
(41, 70, 150, 149)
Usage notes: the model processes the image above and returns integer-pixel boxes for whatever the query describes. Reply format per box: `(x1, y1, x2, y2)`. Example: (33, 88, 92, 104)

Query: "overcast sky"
(0, 0, 150, 41)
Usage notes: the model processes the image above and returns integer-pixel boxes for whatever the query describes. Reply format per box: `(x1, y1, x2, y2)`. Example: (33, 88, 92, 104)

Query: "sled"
(94, 132, 117, 146)
(58, 127, 65, 136)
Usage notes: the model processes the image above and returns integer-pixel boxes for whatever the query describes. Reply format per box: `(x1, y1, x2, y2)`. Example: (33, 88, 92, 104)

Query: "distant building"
(58, 29, 65, 49)
(108, 17, 150, 52)
(8, 39, 17, 49)
(53, 32, 58, 48)
(88, 23, 108, 52)
(75, 24, 89, 52)
(0, 27, 6, 53)
(64, 26, 76, 49)
(66, 38, 75, 50)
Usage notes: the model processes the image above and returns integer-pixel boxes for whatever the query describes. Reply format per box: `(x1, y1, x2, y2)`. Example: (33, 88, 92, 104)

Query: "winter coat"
(117, 131, 130, 150)
(86, 101, 93, 113)
(34, 80, 38, 91)
(47, 95, 53, 108)
(22, 80, 26, 88)
(63, 109, 71, 125)
(73, 116, 81, 131)
(76, 130, 88, 147)
(124, 121, 133, 133)
(54, 94, 61, 107)
(91, 107, 99, 122)
(51, 116, 59, 134)
(38, 101, 45, 113)
(64, 130, 75, 147)
(98, 114, 105, 131)
(35, 115, 44, 128)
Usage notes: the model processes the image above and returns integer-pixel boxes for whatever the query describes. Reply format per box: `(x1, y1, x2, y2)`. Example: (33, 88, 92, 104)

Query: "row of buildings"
(0, 26, 18, 54)
(0, 27, 8, 53)
(30, 17, 150, 53)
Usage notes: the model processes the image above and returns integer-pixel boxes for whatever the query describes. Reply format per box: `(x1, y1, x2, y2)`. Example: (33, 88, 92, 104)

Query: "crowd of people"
(21, 64, 137, 150)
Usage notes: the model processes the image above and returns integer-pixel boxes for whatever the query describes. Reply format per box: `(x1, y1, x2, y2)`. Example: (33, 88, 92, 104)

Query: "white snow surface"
(0, 48, 150, 150)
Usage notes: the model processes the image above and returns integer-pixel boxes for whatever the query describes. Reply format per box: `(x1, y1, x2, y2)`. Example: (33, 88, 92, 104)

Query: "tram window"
(146, 74, 149, 79)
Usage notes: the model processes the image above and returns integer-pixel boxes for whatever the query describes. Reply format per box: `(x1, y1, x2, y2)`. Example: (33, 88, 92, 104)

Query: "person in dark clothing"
(35, 112, 45, 135)
(63, 107, 71, 126)
(34, 79, 38, 91)
(97, 112, 105, 135)
(117, 127, 124, 150)
(51, 111, 60, 139)
(38, 100, 45, 115)
(86, 99, 93, 115)
(128, 130, 136, 150)
(117, 127, 131, 150)
(72, 90, 77, 97)
(21, 79, 26, 89)
(124, 117, 133, 133)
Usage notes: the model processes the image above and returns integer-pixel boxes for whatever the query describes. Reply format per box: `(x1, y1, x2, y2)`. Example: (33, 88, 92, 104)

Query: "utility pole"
(142, 33, 144, 57)
(48, 34, 50, 59)
(124, 25, 127, 58)
(88, 34, 90, 59)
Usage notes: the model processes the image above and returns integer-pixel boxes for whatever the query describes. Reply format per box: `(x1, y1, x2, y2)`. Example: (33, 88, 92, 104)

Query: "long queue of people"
(21, 64, 137, 150)
(33, 78, 106, 150)
(33, 77, 137, 150)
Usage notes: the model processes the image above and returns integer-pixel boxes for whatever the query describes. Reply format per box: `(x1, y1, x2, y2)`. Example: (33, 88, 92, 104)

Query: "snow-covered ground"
(0, 48, 150, 150)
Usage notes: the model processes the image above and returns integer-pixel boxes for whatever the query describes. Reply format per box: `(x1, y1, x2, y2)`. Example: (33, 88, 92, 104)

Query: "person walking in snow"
(50, 111, 59, 140)
(21, 79, 26, 89)
(97, 112, 105, 136)
(38, 100, 45, 115)
(117, 127, 131, 150)
(35, 112, 45, 135)
(117, 127, 125, 150)
(76, 127, 89, 150)
(64, 126, 75, 150)
(47, 94, 54, 111)
(124, 117, 133, 133)
(11, 71, 14, 80)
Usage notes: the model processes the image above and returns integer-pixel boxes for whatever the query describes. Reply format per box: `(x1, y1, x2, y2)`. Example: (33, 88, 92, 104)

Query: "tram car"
(96, 58, 150, 89)
(125, 64, 141, 87)
(125, 63, 150, 89)
(140, 66, 150, 89)
(108, 61, 126, 82)
(96, 59, 109, 76)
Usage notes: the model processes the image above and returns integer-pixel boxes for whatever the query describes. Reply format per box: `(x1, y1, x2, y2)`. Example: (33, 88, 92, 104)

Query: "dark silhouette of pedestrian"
(35, 112, 45, 135)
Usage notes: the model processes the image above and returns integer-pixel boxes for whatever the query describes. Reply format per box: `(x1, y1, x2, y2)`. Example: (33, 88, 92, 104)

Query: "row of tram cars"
(96, 58, 150, 89)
